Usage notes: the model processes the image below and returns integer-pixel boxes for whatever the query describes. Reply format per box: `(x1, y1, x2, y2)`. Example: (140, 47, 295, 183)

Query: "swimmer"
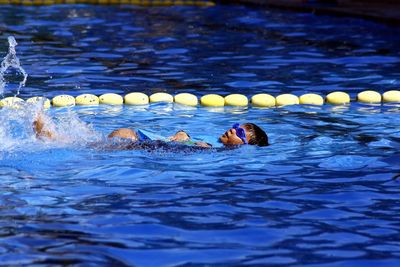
(33, 113, 269, 148)
(100, 122, 268, 147)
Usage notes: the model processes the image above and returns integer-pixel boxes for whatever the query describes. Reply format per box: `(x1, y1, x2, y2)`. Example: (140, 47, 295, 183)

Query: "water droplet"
(0, 36, 28, 95)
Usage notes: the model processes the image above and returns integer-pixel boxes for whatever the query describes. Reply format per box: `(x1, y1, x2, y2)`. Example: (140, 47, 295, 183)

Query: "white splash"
(0, 36, 28, 95)
(0, 105, 102, 156)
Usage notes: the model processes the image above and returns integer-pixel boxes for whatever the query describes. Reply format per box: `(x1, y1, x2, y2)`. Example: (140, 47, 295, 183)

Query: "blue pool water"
(0, 4, 400, 266)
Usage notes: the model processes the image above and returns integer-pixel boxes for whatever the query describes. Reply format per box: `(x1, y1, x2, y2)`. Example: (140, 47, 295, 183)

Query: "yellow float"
(174, 93, 198, 106)
(0, 96, 24, 108)
(326, 91, 350, 105)
(26, 96, 51, 109)
(99, 93, 123, 105)
(224, 94, 248, 106)
(125, 92, 149, 105)
(357, 90, 381, 103)
(52, 95, 75, 107)
(276, 94, 299, 106)
(251, 94, 276, 107)
(382, 90, 400, 102)
(75, 94, 99, 106)
(299, 93, 324, 105)
(149, 92, 174, 103)
(200, 94, 224, 107)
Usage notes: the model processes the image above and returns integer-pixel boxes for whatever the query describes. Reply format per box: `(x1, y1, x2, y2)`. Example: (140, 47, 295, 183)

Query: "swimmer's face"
(219, 125, 249, 145)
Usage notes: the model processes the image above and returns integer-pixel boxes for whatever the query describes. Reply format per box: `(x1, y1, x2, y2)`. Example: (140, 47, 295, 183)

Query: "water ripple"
(0, 4, 399, 266)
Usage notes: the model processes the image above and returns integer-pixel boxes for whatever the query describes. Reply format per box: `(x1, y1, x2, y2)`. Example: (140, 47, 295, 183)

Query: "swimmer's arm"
(33, 114, 55, 140)
(193, 141, 212, 148)
(168, 131, 212, 148)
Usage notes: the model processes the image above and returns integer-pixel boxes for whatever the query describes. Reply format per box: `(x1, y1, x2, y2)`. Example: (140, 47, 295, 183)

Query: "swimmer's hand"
(33, 114, 54, 140)
(168, 130, 191, 142)
(168, 131, 212, 148)
(194, 141, 212, 148)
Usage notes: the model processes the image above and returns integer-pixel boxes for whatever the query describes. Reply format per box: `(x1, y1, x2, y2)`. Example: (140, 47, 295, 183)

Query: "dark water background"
(0, 4, 399, 266)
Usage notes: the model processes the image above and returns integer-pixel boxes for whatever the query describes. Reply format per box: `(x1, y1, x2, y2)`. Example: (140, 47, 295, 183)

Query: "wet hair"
(242, 123, 269, 147)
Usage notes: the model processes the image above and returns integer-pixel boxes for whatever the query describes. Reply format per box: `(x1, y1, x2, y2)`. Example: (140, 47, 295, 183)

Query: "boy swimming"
(33, 113, 269, 148)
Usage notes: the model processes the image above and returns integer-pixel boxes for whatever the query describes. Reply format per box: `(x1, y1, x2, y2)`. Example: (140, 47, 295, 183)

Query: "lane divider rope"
(1, 90, 399, 108)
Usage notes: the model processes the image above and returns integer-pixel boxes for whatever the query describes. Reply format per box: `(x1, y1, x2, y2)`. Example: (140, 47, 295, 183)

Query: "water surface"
(0, 4, 399, 266)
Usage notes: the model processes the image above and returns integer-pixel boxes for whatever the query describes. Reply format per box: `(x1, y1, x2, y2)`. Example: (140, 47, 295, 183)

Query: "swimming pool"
(0, 3, 400, 266)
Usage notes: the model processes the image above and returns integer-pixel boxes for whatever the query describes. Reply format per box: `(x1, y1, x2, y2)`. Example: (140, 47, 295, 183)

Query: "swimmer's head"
(108, 128, 138, 142)
(219, 123, 268, 147)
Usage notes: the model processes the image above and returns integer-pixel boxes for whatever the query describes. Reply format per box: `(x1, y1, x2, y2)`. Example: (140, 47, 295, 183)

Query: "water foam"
(0, 105, 102, 157)
(0, 36, 100, 154)
(0, 105, 38, 154)
(50, 109, 102, 145)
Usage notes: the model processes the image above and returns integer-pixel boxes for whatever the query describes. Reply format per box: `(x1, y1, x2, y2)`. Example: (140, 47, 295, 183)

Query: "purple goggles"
(232, 123, 247, 144)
